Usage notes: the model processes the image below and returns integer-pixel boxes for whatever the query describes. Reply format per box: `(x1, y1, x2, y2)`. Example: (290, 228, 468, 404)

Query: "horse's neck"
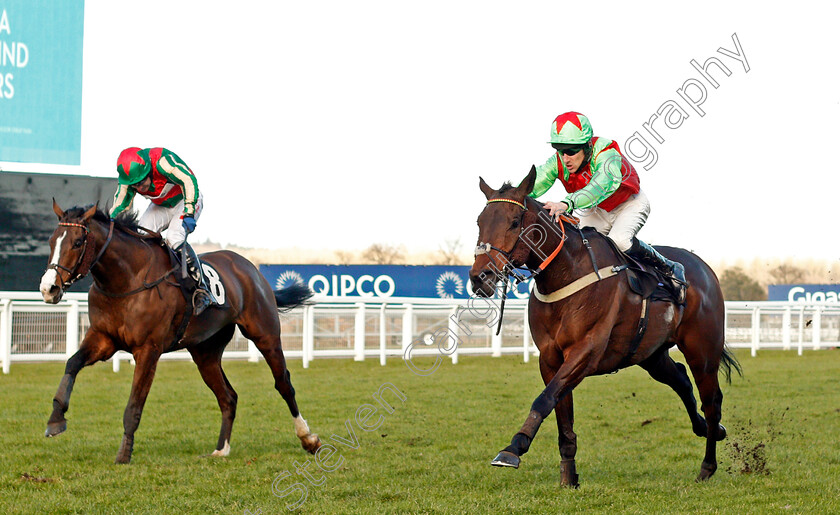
(526, 217, 589, 292)
(90, 224, 163, 291)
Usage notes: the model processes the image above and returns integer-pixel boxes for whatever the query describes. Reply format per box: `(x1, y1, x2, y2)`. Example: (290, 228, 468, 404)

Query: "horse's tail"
(274, 283, 313, 312)
(719, 344, 743, 384)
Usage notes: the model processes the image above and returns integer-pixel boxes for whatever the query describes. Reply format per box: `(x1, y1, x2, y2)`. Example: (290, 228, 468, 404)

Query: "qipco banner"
(259, 265, 534, 300)
(0, 1, 84, 165)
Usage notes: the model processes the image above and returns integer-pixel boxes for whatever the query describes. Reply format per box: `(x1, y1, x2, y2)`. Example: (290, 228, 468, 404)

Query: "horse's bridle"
(48, 220, 115, 291)
(475, 198, 533, 272)
(475, 197, 573, 279)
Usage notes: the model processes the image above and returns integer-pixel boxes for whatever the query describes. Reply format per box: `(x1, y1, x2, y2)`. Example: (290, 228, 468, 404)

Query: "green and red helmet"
(548, 112, 594, 146)
(116, 147, 151, 185)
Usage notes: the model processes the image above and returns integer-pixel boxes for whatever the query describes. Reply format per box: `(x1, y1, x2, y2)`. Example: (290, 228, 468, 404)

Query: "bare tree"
(769, 263, 806, 284)
(433, 237, 466, 265)
(334, 250, 355, 265)
(362, 243, 404, 264)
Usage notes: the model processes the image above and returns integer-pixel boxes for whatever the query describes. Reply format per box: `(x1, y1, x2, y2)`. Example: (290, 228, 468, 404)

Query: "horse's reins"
(475, 198, 575, 334)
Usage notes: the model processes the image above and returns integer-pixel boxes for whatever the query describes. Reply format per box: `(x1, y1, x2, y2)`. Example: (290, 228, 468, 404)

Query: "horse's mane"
(64, 205, 163, 242)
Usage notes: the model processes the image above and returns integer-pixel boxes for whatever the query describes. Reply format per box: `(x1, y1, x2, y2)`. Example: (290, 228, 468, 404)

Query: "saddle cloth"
(585, 227, 680, 304)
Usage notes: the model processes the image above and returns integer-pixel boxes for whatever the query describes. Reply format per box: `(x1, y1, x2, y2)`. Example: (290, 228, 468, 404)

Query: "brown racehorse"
(39, 201, 322, 463)
(470, 168, 740, 484)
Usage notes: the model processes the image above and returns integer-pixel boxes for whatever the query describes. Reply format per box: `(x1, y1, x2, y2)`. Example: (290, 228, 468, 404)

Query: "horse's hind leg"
(239, 323, 322, 454)
(639, 347, 708, 438)
(188, 324, 238, 457)
(682, 341, 726, 481)
(46, 331, 116, 437)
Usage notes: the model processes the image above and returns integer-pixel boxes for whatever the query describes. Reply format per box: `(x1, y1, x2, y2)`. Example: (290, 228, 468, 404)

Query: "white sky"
(3, 1, 839, 262)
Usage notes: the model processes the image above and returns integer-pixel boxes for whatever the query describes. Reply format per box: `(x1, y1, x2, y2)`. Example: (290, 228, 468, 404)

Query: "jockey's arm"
(156, 150, 200, 217)
(563, 149, 622, 210)
(109, 184, 136, 218)
(528, 154, 560, 199)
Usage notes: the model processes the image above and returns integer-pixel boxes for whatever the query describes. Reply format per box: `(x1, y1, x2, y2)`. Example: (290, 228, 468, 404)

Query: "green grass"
(1, 349, 839, 514)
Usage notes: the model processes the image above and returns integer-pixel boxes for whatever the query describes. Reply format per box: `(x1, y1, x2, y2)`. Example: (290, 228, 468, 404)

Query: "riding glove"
(182, 216, 197, 234)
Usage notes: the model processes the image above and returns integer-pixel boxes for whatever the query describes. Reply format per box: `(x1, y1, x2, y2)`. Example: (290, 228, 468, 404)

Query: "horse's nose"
(40, 283, 62, 303)
(470, 271, 494, 298)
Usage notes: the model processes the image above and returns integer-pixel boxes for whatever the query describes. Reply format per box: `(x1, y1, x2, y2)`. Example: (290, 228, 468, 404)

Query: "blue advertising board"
(0, 1, 84, 165)
(259, 265, 533, 300)
(768, 284, 840, 303)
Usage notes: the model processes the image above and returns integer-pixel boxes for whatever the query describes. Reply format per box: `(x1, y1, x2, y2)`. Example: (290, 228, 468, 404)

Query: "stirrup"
(192, 289, 212, 315)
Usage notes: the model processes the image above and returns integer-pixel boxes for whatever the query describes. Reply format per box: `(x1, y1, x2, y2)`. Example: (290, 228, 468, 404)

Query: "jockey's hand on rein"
(182, 216, 197, 234)
(545, 201, 570, 222)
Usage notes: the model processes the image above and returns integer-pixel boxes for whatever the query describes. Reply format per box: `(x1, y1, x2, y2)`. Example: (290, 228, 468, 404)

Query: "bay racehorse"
(470, 168, 740, 484)
(39, 201, 322, 463)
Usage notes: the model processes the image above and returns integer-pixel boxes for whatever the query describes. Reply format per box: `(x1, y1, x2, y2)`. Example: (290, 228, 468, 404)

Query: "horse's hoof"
(491, 450, 521, 468)
(716, 424, 727, 441)
(695, 461, 717, 482)
(44, 420, 66, 437)
(115, 454, 132, 465)
(210, 440, 231, 457)
(561, 460, 580, 488)
(301, 434, 322, 454)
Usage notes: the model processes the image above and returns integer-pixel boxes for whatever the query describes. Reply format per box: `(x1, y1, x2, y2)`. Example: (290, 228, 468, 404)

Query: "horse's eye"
(73, 239, 84, 248)
(511, 219, 520, 229)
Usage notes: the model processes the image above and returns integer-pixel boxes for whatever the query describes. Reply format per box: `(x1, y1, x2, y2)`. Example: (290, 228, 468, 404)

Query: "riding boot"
(178, 243, 212, 316)
(627, 237, 687, 303)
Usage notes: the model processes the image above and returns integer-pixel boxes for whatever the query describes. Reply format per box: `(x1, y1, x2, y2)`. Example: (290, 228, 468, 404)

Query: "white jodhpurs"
(138, 193, 204, 249)
(575, 189, 650, 252)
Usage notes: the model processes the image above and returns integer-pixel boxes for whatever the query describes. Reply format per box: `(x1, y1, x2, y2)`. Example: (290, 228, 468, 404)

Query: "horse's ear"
(479, 176, 495, 200)
(82, 202, 98, 222)
(52, 198, 65, 220)
(515, 165, 537, 197)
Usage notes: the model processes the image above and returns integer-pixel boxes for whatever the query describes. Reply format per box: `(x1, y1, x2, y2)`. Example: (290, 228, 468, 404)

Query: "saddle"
(166, 244, 219, 306)
(583, 227, 681, 305)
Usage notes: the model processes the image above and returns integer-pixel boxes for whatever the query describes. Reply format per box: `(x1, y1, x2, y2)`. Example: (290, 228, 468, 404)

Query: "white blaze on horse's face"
(40, 231, 67, 303)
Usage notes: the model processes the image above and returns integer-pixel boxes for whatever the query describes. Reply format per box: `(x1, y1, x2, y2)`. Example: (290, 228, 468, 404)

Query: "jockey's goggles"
(552, 144, 585, 156)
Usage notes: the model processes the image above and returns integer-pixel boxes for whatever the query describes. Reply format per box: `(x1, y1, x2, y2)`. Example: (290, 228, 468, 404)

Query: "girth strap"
(533, 265, 627, 303)
(616, 297, 651, 369)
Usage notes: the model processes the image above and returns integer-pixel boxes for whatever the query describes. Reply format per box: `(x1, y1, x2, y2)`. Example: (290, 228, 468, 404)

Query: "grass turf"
(1, 349, 838, 514)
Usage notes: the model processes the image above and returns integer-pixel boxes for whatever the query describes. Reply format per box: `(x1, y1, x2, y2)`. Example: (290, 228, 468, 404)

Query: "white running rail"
(2, 291, 838, 374)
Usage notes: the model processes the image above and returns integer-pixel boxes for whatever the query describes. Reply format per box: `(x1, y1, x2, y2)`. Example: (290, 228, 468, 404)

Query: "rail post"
(401, 304, 413, 352)
(379, 303, 387, 366)
(66, 299, 80, 358)
(1, 299, 11, 374)
(354, 302, 366, 361)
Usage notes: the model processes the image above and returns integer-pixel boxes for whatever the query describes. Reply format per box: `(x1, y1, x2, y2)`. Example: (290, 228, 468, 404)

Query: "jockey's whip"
(181, 234, 188, 280)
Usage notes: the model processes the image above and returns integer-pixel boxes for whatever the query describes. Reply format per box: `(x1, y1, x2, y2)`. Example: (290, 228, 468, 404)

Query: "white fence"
(2, 291, 839, 374)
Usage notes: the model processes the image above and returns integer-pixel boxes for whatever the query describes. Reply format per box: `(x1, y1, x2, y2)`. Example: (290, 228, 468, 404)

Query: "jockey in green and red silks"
(528, 112, 687, 298)
(110, 147, 200, 244)
(109, 146, 212, 314)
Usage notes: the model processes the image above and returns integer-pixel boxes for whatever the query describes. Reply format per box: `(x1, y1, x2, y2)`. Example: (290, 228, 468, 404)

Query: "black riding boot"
(627, 237, 687, 302)
(178, 243, 212, 316)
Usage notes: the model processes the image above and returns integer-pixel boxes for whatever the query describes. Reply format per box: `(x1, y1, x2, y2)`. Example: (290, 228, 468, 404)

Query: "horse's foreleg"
(555, 393, 579, 487)
(45, 332, 116, 437)
(492, 352, 593, 469)
(115, 347, 161, 464)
